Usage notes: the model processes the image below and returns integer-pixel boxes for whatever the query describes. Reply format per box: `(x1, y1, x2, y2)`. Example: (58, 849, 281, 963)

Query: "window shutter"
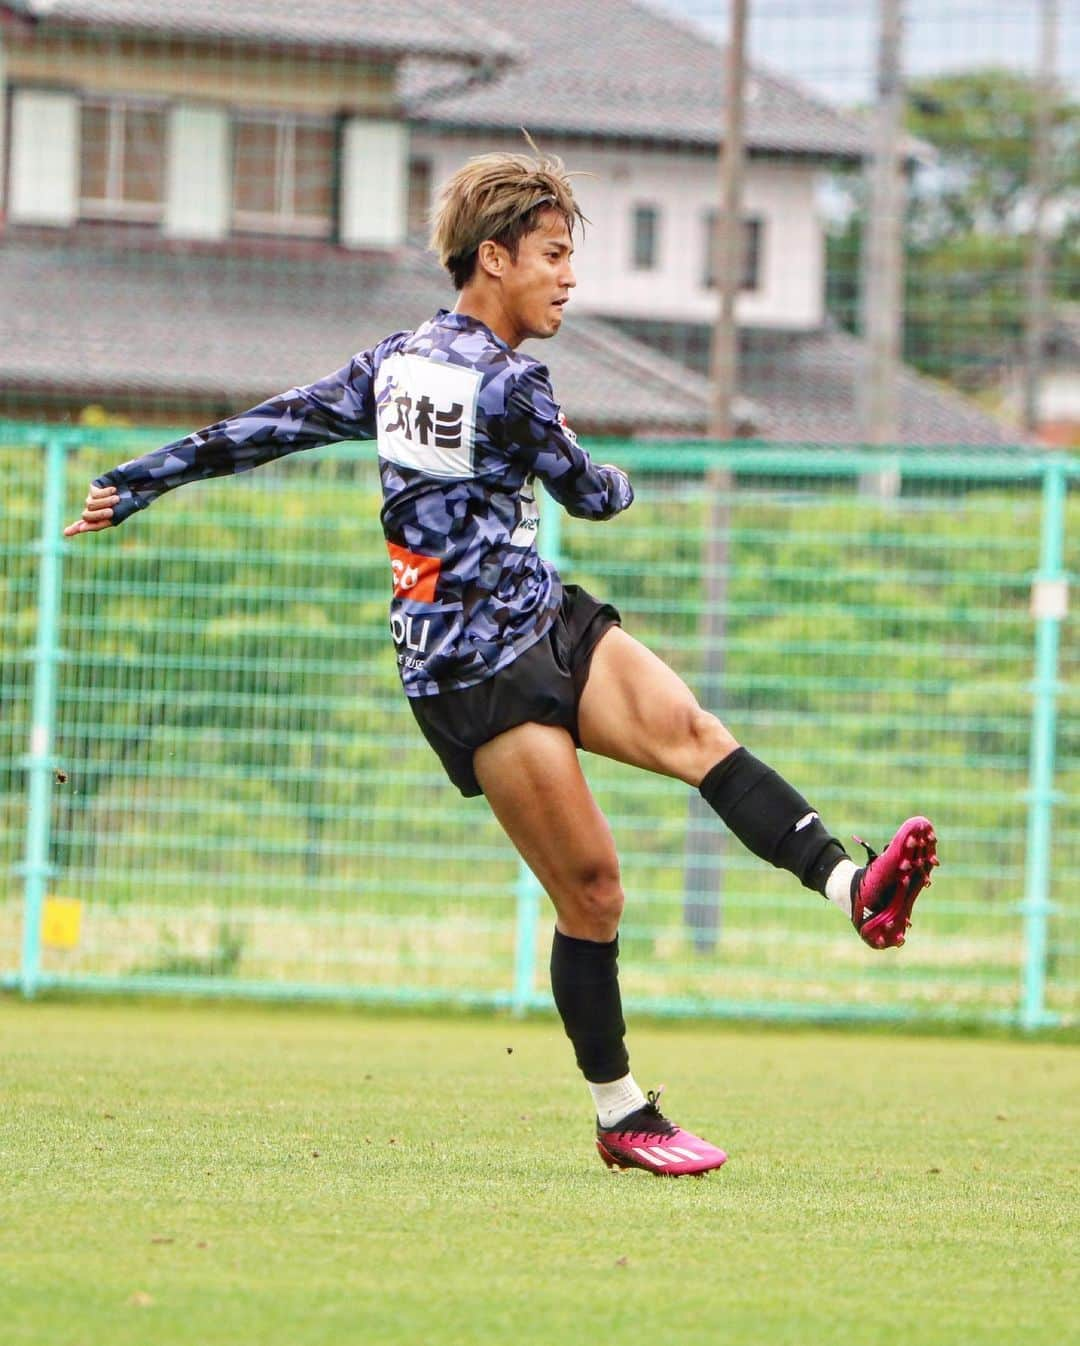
(9, 89, 80, 226)
(340, 119, 407, 250)
(164, 104, 230, 241)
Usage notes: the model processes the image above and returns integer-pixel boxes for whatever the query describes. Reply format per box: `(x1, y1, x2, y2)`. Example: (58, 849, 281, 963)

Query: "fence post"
(1021, 458, 1067, 1030)
(510, 494, 564, 1016)
(683, 461, 731, 952)
(20, 436, 68, 998)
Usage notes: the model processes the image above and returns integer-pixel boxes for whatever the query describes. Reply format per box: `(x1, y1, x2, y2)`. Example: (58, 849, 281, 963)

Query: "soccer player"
(66, 148, 938, 1177)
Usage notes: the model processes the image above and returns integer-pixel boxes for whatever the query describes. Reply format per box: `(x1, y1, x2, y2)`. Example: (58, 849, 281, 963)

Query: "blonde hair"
(429, 142, 586, 289)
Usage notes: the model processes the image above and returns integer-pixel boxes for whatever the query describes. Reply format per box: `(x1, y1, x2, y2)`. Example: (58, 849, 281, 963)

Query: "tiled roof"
(0, 237, 713, 434)
(738, 326, 1023, 447)
(1048, 304, 1080, 360)
(4, 0, 886, 158)
(1, 0, 520, 64)
(404, 0, 871, 158)
(0, 229, 1019, 445)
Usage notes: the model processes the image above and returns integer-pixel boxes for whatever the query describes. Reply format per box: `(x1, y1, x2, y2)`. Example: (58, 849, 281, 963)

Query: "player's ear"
(476, 240, 505, 279)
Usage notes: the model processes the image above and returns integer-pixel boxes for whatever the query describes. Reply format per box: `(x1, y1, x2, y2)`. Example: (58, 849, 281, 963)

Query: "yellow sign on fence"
(41, 898, 83, 950)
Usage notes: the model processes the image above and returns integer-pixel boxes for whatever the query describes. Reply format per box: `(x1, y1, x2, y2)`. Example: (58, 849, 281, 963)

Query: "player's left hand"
(64, 482, 120, 536)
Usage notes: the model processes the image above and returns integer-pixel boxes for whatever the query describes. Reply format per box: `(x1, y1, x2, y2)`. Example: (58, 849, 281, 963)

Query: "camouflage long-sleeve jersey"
(96, 309, 633, 697)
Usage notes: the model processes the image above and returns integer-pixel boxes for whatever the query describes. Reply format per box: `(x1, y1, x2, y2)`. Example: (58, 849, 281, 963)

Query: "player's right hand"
(64, 482, 120, 536)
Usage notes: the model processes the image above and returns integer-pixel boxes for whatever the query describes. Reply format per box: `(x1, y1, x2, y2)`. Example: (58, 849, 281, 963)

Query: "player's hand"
(64, 483, 119, 536)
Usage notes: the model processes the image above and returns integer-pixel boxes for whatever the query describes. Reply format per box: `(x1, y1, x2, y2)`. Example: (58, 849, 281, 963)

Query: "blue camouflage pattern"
(96, 309, 633, 695)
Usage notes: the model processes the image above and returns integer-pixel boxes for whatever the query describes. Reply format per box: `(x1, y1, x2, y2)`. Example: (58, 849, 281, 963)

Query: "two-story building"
(0, 0, 720, 434)
(0, 0, 1016, 444)
(403, 0, 1021, 445)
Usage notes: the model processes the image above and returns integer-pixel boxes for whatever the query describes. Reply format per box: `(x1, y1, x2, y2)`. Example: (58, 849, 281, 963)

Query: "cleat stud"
(899, 859, 913, 873)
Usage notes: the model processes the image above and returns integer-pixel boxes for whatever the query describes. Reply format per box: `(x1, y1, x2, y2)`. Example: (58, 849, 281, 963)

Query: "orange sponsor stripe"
(387, 541, 441, 602)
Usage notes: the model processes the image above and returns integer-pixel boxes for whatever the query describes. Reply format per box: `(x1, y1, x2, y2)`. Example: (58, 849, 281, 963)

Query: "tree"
(826, 69, 1079, 390)
(907, 71, 1077, 241)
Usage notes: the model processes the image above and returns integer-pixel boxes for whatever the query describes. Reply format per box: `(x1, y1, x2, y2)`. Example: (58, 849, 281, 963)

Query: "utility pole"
(861, 0, 906, 447)
(0, 18, 7, 227)
(1022, 0, 1059, 437)
(708, 0, 749, 441)
(684, 0, 749, 953)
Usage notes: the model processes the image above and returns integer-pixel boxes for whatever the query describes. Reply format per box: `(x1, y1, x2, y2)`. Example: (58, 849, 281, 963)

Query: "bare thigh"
(578, 626, 738, 786)
(473, 721, 624, 942)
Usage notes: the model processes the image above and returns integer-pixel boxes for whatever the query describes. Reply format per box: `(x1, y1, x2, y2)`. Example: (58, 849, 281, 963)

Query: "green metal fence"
(2, 424, 1077, 1028)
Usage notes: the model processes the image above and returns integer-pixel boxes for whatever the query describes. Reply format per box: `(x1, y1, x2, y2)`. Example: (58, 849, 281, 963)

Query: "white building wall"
(1040, 372, 1080, 423)
(413, 133, 825, 330)
(1005, 370, 1080, 425)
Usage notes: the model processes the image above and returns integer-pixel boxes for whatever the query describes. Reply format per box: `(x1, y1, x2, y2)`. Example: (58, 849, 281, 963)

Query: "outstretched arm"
(64, 351, 377, 536)
(503, 365, 633, 521)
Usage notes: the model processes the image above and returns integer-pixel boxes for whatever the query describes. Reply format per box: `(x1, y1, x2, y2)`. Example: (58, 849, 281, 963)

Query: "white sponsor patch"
(375, 353, 482, 479)
(510, 479, 540, 548)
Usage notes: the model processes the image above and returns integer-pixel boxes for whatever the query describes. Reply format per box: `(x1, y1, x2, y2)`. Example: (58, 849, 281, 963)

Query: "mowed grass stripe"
(0, 1000, 1076, 1346)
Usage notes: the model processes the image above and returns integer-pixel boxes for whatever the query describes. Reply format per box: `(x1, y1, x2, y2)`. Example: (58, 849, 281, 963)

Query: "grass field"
(2, 999, 1077, 1346)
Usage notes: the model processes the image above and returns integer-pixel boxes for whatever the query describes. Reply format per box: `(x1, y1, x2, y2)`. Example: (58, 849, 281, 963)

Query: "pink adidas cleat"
(595, 1088, 727, 1177)
(852, 815, 939, 949)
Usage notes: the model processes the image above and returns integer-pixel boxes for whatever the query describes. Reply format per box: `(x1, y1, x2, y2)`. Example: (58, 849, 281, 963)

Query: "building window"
(232, 111, 336, 239)
(406, 158, 432, 241)
(631, 204, 660, 271)
(79, 98, 166, 223)
(703, 213, 764, 292)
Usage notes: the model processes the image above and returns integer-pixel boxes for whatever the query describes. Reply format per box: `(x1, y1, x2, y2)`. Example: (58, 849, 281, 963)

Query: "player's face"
(502, 211, 577, 343)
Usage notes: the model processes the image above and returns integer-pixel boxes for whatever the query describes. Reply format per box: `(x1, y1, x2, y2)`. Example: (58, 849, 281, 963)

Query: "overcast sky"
(645, 0, 1080, 106)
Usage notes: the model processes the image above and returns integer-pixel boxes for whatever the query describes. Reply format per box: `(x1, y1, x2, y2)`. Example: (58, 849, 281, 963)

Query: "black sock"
(699, 747, 847, 895)
(549, 928, 629, 1083)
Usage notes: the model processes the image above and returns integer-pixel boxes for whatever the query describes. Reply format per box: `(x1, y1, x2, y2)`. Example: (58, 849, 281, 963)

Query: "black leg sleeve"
(699, 747, 848, 895)
(550, 928, 630, 1084)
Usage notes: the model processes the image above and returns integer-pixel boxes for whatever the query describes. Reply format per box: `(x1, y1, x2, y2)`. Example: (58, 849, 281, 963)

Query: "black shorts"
(407, 583, 621, 797)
